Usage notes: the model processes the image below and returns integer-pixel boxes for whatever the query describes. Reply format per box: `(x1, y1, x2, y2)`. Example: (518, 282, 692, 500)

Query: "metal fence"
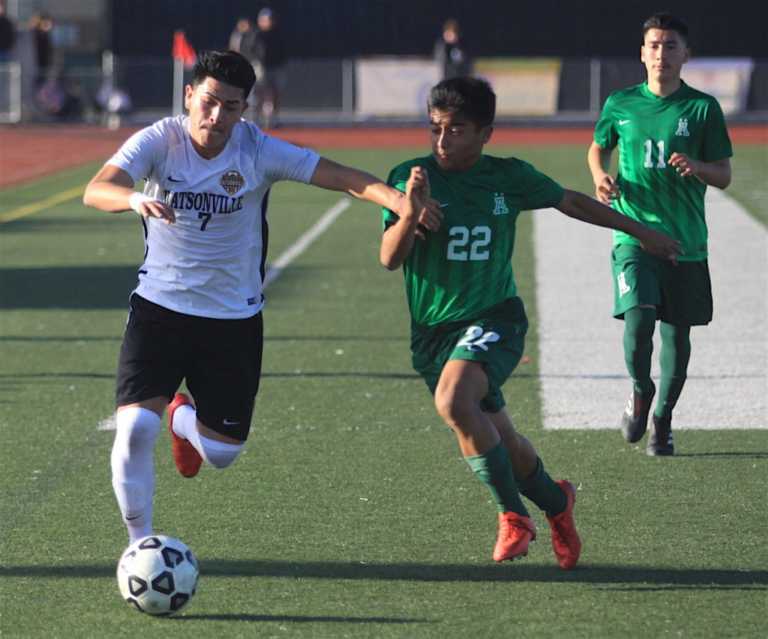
(1, 54, 765, 126)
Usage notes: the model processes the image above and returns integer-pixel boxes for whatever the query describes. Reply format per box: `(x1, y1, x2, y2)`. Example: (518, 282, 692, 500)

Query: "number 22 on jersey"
(447, 225, 491, 261)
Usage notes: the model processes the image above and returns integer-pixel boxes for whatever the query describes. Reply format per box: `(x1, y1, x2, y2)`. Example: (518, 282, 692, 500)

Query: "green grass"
(1, 143, 766, 638)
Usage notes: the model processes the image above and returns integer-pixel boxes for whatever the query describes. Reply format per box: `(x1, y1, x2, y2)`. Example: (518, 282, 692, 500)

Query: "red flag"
(172, 30, 196, 69)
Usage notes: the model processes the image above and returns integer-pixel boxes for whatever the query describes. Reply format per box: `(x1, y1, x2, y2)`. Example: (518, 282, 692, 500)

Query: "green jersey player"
(588, 13, 733, 456)
(382, 77, 680, 567)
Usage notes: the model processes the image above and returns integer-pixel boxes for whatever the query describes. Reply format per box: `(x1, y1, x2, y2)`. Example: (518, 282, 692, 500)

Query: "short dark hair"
(192, 50, 255, 99)
(642, 12, 689, 45)
(427, 77, 495, 128)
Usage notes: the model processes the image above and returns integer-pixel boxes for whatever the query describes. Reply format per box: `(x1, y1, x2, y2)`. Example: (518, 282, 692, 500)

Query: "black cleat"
(647, 414, 675, 456)
(620, 382, 656, 443)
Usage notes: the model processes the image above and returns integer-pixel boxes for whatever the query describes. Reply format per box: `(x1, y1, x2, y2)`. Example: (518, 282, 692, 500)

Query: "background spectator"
(253, 7, 286, 128)
(29, 12, 53, 86)
(0, 0, 16, 61)
(434, 18, 471, 79)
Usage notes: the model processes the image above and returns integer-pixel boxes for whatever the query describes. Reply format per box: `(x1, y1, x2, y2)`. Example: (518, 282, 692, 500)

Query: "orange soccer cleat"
(546, 480, 582, 570)
(167, 393, 202, 478)
(493, 511, 537, 562)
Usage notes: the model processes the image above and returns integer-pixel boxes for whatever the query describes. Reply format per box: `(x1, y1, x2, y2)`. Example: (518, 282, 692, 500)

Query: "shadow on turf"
(0, 371, 422, 382)
(0, 266, 138, 309)
(172, 613, 430, 624)
(3, 562, 766, 590)
(673, 452, 768, 459)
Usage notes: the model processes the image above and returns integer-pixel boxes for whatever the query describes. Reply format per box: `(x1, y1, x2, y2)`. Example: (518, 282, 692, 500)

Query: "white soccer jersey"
(109, 115, 320, 319)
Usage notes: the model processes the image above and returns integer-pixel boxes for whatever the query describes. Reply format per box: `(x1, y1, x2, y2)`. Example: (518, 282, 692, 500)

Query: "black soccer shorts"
(115, 294, 263, 441)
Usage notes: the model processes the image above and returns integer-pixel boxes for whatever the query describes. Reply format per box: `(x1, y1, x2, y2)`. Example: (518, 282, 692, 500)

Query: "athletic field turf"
(1, 142, 766, 638)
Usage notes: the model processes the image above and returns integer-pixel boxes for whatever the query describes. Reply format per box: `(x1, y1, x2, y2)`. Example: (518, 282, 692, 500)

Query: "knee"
(199, 437, 243, 469)
(434, 387, 475, 429)
(204, 450, 240, 469)
(115, 407, 161, 447)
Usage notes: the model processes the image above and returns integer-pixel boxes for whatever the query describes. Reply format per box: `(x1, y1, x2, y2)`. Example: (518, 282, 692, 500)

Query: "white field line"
(97, 197, 351, 431)
(263, 197, 352, 288)
(534, 189, 767, 430)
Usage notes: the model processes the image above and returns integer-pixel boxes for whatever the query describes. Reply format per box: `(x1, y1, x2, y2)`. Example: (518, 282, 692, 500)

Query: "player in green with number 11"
(588, 13, 732, 456)
(381, 77, 681, 567)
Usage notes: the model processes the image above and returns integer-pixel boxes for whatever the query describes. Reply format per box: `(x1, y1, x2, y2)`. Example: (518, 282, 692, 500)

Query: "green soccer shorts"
(611, 243, 713, 326)
(410, 297, 528, 413)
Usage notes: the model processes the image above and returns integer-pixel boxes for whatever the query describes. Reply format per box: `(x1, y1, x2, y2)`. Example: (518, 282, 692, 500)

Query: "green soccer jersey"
(594, 81, 732, 261)
(383, 154, 564, 326)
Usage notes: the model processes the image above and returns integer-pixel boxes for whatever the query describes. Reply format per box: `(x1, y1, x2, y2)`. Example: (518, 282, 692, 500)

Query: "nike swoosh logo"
(125, 515, 141, 521)
(222, 419, 240, 426)
(168, 176, 183, 182)
(439, 202, 450, 208)
(618, 120, 630, 126)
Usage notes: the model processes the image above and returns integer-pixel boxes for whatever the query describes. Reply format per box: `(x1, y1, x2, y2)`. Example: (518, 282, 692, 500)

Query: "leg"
(489, 410, 567, 516)
(170, 394, 243, 470)
(435, 359, 503, 457)
(656, 321, 691, 419)
(112, 295, 186, 543)
(170, 311, 264, 473)
(620, 305, 657, 442)
(647, 322, 690, 456)
(111, 397, 167, 543)
(623, 305, 656, 396)
(611, 245, 662, 443)
(435, 360, 535, 561)
(488, 410, 581, 569)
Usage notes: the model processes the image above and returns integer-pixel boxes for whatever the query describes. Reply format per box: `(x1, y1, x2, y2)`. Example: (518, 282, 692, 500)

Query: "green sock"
(465, 442, 529, 516)
(623, 306, 657, 395)
(515, 457, 567, 517)
(655, 322, 691, 419)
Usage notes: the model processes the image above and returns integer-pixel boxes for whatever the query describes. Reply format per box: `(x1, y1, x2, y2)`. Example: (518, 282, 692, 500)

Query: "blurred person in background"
(228, 16, 261, 77)
(228, 16, 264, 123)
(434, 18, 471, 80)
(253, 7, 286, 128)
(587, 12, 732, 456)
(0, 1, 16, 61)
(29, 12, 53, 86)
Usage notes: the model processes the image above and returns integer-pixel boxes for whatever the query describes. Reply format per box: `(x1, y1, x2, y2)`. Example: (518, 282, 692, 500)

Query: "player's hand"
(418, 195, 443, 233)
(404, 166, 441, 239)
(639, 229, 682, 265)
(669, 152, 701, 179)
(137, 199, 176, 224)
(594, 174, 620, 205)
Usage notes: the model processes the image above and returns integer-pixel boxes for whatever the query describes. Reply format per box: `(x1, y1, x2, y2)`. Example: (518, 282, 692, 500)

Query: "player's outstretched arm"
(668, 154, 731, 189)
(587, 142, 620, 204)
(83, 164, 176, 223)
(380, 167, 429, 270)
(310, 158, 441, 232)
(555, 189, 682, 263)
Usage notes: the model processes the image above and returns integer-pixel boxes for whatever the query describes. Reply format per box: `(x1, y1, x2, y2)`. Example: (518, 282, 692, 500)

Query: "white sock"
(172, 404, 244, 468)
(111, 407, 161, 543)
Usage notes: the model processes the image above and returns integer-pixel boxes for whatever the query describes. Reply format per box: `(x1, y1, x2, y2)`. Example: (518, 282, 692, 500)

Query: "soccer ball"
(116, 535, 199, 615)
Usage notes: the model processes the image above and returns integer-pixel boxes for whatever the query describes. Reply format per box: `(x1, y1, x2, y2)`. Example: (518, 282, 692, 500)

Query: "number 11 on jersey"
(643, 139, 666, 169)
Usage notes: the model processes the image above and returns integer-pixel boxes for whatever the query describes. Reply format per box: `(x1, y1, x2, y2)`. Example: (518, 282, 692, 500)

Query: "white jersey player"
(83, 50, 442, 545)
(108, 114, 318, 319)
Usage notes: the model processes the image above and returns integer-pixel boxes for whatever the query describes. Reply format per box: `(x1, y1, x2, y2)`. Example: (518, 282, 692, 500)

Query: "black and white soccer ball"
(116, 535, 199, 615)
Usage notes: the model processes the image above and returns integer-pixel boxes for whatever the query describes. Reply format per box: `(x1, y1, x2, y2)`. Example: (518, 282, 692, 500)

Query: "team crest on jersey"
(220, 170, 245, 195)
(675, 118, 690, 137)
(492, 193, 510, 216)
